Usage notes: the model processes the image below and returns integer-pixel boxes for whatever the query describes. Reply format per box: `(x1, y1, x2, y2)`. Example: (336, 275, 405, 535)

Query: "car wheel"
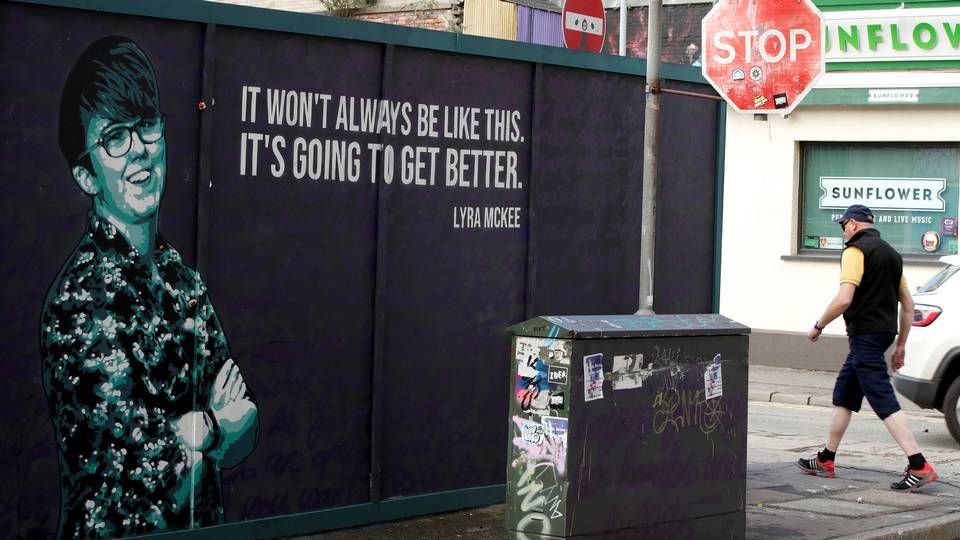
(943, 376, 960, 445)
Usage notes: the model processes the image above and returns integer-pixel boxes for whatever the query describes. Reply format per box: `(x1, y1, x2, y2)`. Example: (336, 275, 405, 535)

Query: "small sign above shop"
(868, 89, 920, 103)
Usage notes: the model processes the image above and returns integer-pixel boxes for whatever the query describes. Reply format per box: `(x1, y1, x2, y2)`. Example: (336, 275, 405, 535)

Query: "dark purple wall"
(0, 1, 720, 537)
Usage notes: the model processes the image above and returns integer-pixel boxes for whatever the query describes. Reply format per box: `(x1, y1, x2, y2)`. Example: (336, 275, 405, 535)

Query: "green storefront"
(801, 143, 959, 257)
(796, 0, 960, 260)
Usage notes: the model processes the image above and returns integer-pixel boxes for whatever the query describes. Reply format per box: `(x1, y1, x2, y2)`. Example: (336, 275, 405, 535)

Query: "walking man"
(798, 204, 937, 490)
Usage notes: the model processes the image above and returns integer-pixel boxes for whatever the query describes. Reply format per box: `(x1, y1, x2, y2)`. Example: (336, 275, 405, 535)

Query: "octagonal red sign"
(701, 0, 825, 115)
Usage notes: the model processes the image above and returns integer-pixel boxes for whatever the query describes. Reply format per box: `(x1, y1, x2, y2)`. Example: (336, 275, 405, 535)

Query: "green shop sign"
(824, 7, 960, 62)
(801, 144, 960, 257)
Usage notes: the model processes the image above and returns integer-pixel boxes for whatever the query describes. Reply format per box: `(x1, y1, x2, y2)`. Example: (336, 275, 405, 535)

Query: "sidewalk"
(305, 366, 960, 540)
(747, 366, 960, 539)
(748, 365, 937, 414)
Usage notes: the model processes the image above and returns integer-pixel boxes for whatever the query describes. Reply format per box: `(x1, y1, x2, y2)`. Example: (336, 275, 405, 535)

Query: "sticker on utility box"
(548, 365, 569, 385)
(515, 337, 572, 367)
(705, 354, 723, 400)
(515, 337, 542, 365)
(584, 353, 604, 402)
(542, 416, 568, 442)
(611, 353, 653, 390)
(549, 392, 565, 410)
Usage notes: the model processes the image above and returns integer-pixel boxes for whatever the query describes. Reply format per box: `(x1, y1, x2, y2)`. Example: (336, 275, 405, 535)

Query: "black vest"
(842, 228, 902, 336)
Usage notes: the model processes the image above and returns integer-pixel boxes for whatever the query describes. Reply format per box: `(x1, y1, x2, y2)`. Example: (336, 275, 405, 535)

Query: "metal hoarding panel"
(517, 5, 562, 47)
(464, 0, 518, 40)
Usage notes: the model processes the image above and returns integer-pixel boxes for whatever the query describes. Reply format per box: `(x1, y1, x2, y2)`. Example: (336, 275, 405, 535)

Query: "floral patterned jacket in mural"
(40, 212, 238, 538)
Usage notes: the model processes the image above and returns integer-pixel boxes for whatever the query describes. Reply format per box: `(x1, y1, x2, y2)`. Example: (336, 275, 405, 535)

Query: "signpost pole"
(638, 0, 661, 314)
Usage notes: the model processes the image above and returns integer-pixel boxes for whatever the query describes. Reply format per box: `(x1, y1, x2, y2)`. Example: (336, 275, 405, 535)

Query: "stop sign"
(562, 0, 605, 53)
(701, 0, 825, 115)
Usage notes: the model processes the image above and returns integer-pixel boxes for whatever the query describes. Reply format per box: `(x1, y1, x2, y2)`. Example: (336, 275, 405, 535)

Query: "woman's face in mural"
(80, 113, 166, 223)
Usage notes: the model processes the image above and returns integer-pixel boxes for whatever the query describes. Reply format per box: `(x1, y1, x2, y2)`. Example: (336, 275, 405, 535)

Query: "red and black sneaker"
(797, 455, 835, 478)
(890, 463, 937, 491)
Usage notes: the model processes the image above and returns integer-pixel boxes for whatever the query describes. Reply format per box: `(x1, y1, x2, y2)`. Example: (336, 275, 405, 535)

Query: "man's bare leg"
(882, 410, 921, 456)
(827, 406, 853, 452)
(798, 406, 852, 477)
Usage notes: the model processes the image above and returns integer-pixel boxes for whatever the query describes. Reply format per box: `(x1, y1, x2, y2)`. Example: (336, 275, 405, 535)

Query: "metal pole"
(619, 0, 626, 56)
(638, 0, 661, 314)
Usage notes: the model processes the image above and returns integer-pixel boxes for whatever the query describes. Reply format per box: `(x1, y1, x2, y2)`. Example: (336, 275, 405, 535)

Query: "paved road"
(749, 398, 960, 479)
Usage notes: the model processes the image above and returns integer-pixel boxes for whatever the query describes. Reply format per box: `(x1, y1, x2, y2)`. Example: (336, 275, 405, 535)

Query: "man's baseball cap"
(834, 204, 875, 224)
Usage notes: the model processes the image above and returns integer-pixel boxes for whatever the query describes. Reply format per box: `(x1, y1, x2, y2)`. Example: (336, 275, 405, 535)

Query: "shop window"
(799, 143, 960, 257)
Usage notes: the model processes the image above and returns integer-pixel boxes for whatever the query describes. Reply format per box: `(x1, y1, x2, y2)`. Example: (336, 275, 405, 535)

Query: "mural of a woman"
(39, 36, 258, 538)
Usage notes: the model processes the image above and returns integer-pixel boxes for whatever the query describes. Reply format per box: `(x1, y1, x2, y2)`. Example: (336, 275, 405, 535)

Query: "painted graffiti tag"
(516, 511, 551, 537)
(510, 415, 567, 535)
(516, 354, 551, 413)
(652, 387, 726, 436)
(512, 416, 566, 477)
(521, 420, 545, 445)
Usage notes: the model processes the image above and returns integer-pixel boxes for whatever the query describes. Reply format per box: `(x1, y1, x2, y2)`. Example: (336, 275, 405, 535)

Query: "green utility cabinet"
(505, 314, 750, 539)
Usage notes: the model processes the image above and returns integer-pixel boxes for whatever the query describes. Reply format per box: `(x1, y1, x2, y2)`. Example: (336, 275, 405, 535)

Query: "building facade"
(719, 0, 960, 368)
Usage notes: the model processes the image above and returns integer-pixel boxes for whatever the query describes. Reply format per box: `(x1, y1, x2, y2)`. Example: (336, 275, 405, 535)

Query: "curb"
(749, 390, 940, 418)
(748, 389, 774, 403)
(832, 511, 960, 540)
(748, 389, 821, 407)
(770, 392, 817, 406)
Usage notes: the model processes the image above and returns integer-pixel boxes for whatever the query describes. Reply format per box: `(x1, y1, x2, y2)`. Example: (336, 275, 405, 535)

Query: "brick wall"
(207, 0, 323, 12)
(207, 0, 455, 31)
(353, 8, 452, 31)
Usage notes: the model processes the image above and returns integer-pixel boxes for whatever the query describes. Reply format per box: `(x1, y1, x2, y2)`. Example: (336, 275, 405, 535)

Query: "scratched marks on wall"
(652, 385, 726, 436)
(603, 346, 730, 437)
(509, 337, 571, 537)
(543, 314, 740, 333)
(606, 344, 692, 392)
(651, 351, 728, 437)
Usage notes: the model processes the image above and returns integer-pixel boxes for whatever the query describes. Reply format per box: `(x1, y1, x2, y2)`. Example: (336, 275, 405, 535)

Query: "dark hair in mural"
(58, 36, 161, 170)
(41, 36, 259, 539)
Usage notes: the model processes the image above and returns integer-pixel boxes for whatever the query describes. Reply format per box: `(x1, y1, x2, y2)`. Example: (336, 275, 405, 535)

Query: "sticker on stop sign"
(701, 0, 825, 115)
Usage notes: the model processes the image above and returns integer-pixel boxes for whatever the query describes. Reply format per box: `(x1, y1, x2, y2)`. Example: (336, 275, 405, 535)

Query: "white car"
(893, 255, 960, 444)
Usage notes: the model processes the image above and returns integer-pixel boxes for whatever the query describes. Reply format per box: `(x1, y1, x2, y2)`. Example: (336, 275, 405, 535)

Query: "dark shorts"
(832, 332, 901, 419)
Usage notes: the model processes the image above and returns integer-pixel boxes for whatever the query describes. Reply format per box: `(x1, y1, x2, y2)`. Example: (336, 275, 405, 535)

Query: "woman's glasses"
(77, 115, 165, 160)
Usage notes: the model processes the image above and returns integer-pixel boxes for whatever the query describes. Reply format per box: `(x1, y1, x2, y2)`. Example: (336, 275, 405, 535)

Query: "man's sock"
(908, 453, 926, 470)
(818, 448, 836, 462)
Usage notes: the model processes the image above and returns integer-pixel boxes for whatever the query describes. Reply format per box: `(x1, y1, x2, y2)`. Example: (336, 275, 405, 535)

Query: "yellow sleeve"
(840, 247, 864, 286)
